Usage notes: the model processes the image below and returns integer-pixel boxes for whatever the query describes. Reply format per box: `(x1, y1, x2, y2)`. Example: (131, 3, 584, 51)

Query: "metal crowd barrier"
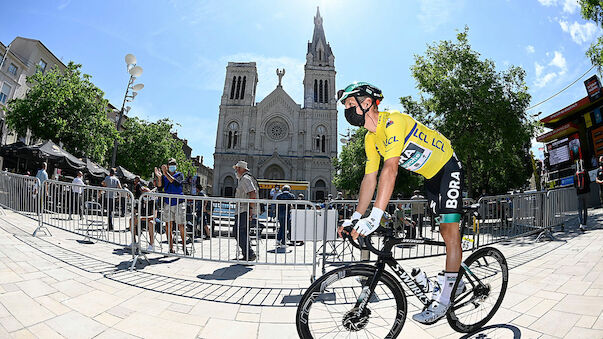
(0, 171, 41, 217)
(131, 192, 322, 276)
(318, 199, 475, 268)
(0, 171, 579, 282)
(36, 179, 136, 248)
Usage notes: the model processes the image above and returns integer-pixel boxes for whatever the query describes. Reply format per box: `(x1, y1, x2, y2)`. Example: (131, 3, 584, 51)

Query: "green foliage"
(116, 117, 194, 180)
(531, 152, 542, 191)
(404, 27, 537, 196)
(4, 62, 118, 164)
(332, 128, 423, 197)
(579, 0, 603, 69)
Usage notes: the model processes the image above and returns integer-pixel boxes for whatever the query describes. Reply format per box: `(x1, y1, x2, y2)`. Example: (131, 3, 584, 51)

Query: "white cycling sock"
(435, 271, 458, 306)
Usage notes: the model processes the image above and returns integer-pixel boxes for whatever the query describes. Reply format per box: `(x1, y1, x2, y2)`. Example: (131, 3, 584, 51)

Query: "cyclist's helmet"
(337, 82, 384, 106)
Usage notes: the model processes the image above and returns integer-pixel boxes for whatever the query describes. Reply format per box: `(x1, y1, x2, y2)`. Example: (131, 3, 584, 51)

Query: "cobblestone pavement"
(0, 207, 601, 338)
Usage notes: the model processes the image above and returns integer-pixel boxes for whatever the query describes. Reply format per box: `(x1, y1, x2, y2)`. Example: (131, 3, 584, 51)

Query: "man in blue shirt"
(275, 185, 295, 248)
(154, 158, 188, 255)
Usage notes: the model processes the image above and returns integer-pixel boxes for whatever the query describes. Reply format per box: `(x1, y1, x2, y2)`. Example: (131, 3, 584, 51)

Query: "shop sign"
(584, 75, 602, 102)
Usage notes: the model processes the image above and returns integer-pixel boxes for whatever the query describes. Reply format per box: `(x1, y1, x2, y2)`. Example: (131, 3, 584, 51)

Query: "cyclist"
(337, 82, 465, 325)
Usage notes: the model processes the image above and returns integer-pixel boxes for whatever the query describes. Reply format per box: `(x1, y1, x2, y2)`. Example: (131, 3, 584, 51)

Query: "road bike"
(296, 204, 508, 338)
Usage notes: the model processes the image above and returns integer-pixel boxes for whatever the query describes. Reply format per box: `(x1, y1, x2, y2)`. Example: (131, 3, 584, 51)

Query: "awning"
(116, 166, 136, 181)
(29, 141, 86, 169)
(85, 158, 109, 178)
(540, 96, 595, 126)
(536, 122, 579, 142)
(0, 141, 27, 157)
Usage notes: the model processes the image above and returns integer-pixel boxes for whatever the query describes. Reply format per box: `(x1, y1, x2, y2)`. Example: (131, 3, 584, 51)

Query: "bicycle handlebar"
(342, 222, 392, 257)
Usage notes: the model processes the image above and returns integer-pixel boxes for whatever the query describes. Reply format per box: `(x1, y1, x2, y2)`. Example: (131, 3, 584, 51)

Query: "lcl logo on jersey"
(383, 136, 398, 147)
(445, 172, 462, 209)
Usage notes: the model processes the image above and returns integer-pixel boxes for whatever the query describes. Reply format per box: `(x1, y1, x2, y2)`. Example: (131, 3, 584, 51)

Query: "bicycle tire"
(447, 247, 508, 333)
(296, 264, 407, 339)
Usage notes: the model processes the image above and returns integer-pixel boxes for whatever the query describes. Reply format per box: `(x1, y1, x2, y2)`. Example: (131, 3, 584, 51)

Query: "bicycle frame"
(351, 207, 481, 311)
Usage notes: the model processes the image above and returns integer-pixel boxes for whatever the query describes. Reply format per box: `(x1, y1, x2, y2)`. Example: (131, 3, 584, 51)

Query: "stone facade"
(213, 8, 337, 200)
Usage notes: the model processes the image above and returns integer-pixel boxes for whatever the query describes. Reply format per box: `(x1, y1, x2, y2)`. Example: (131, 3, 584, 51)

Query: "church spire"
(307, 6, 333, 66)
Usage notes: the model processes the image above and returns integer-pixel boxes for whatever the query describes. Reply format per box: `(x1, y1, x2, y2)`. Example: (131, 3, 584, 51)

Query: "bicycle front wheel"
(296, 265, 407, 339)
(447, 247, 509, 333)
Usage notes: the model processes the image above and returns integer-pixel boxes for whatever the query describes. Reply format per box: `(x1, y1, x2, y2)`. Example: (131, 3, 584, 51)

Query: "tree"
(403, 27, 537, 197)
(4, 62, 118, 164)
(333, 128, 423, 197)
(116, 117, 194, 179)
(579, 0, 603, 69)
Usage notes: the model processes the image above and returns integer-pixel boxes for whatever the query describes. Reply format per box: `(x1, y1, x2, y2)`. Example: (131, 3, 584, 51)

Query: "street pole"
(109, 54, 143, 168)
(110, 75, 135, 167)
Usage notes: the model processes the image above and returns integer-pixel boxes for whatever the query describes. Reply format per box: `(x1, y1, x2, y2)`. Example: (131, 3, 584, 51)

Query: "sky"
(2, 0, 601, 167)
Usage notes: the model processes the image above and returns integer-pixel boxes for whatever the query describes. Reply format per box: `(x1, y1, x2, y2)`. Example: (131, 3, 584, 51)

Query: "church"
(212, 8, 337, 201)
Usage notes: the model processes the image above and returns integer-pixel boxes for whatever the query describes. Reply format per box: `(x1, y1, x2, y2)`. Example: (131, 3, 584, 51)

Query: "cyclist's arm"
(356, 171, 377, 215)
(374, 157, 399, 210)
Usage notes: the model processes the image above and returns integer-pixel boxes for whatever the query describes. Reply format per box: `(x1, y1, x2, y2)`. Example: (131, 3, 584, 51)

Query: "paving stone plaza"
(0, 206, 602, 338)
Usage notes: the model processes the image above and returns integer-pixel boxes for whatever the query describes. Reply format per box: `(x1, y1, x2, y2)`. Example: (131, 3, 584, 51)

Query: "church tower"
(303, 7, 336, 110)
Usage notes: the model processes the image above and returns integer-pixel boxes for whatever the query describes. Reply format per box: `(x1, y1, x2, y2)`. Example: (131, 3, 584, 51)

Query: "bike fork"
(353, 262, 385, 315)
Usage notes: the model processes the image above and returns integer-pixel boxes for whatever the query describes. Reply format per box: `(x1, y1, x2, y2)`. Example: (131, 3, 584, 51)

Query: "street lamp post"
(110, 54, 144, 168)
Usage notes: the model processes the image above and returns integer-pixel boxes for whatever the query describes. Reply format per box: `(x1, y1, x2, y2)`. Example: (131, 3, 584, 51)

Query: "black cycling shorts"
(424, 153, 464, 216)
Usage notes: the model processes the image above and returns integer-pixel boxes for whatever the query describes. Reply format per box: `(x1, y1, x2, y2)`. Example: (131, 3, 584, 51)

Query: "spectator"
(574, 159, 590, 231)
(233, 160, 258, 261)
(298, 193, 305, 200)
(154, 158, 188, 254)
(275, 185, 295, 248)
(393, 202, 407, 234)
(336, 191, 344, 200)
(270, 185, 281, 199)
(596, 156, 603, 205)
(132, 176, 156, 252)
(69, 171, 85, 220)
(102, 168, 122, 231)
(34, 162, 48, 195)
(411, 190, 425, 237)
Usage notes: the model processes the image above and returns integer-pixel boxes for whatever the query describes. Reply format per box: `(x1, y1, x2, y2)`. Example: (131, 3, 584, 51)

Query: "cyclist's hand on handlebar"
(339, 211, 363, 238)
(352, 207, 384, 240)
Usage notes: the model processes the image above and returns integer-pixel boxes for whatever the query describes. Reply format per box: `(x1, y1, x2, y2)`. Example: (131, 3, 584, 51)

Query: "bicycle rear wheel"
(447, 247, 508, 333)
(296, 265, 407, 339)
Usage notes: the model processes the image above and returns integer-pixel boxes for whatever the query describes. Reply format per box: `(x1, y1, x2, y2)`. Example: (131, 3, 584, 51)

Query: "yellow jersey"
(364, 111, 453, 179)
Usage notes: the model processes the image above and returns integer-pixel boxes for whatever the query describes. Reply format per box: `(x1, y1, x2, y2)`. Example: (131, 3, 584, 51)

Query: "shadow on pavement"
(460, 323, 521, 339)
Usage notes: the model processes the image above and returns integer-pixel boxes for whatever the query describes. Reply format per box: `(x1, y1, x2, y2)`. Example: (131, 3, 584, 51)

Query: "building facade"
(212, 8, 337, 200)
(0, 37, 67, 169)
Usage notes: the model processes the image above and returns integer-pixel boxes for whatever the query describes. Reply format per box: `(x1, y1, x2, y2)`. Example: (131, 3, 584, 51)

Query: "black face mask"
(344, 97, 370, 127)
(345, 106, 365, 126)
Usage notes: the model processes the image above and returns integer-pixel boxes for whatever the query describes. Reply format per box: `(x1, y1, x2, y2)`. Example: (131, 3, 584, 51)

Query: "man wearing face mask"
(154, 158, 188, 255)
(337, 82, 465, 325)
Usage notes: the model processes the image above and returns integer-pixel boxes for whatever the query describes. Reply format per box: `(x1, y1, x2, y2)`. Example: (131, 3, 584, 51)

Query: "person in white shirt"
(69, 171, 85, 220)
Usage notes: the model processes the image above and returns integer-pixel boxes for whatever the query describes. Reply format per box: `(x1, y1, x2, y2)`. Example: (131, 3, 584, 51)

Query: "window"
(0, 83, 11, 104)
(240, 76, 246, 100)
(319, 80, 323, 103)
(227, 121, 239, 149)
(38, 59, 47, 73)
(314, 79, 318, 102)
(235, 76, 241, 99)
(316, 125, 327, 153)
(324, 80, 328, 103)
(230, 76, 236, 99)
(8, 63, 17, 76)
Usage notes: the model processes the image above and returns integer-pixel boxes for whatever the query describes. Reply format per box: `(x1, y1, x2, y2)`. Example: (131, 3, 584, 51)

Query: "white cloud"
(534, 51, 567, 88)
(559, 20, 598, 44)
(548, 51, 567, 74)
(526, 45, 536, 54)
(562, 0, 580, 13)
(535, 62, 544, 78)
(535, 72, 557, 88)
(537, 0, 557, 6)
(417, 0, 464, 33)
